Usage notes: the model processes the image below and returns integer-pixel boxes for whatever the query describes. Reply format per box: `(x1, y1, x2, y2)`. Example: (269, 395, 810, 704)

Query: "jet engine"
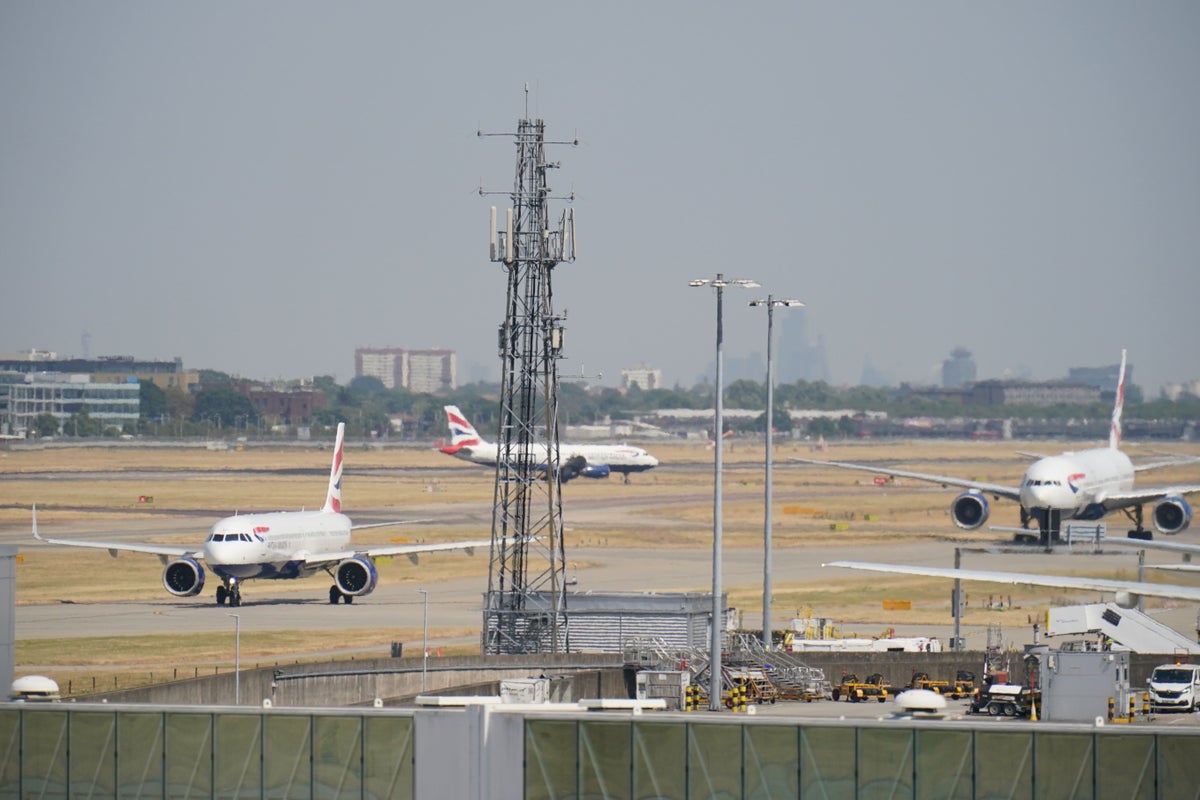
(950, 491, 990, 530)
(334, 557, 379, 597)
(580, 465, 611, 479)
(1153, 496, 1193, 535)
(162, 558, 205, 597)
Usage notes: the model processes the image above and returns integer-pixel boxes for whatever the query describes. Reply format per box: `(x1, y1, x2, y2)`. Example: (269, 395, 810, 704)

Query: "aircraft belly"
(213, 561, 306, 581)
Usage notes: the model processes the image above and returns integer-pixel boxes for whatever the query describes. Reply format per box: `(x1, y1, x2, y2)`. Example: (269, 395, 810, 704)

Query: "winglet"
(1110, 349, 1127, 450)
(322, 422, 345, 513)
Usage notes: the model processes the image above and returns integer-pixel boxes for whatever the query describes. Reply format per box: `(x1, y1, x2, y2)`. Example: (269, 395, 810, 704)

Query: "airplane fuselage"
(203, 510, 352, 581)
(1018, 447, 1135, 520)
(445, 442, 658, 474)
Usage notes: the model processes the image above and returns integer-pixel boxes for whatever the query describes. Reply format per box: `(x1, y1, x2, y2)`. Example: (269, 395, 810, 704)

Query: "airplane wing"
(301, 539, 492, 567)
(823, 560, 1200, 603)
(1095, 484, 1200, 512)
(789, 456, 1021, 501)
(350, 519, 434, 531)
(30, 507, 200, 561)
(1132, 455, 1200, 473)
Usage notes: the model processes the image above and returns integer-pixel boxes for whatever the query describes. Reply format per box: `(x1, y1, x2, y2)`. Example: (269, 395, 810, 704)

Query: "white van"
(1147, 663, 1200, 712)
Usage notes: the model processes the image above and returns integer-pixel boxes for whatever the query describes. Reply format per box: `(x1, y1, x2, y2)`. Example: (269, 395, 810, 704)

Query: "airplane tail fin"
(322, 422, 346, 513)
(442, 405, 484, 453)
(1109, 349, 1127, 450)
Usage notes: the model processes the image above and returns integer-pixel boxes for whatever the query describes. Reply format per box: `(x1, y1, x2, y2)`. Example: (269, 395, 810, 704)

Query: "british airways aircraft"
(439, 405, 659, 484)
(792, 351, 1200, 546)
(32, 422, 489, 606)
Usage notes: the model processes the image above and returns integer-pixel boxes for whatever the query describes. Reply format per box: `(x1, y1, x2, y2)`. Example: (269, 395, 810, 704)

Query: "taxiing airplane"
(823, 560, 1200, 609)
(792, 351, 1200, 545)
(439, 405, 659, 483)
(32, 422, 489, 607)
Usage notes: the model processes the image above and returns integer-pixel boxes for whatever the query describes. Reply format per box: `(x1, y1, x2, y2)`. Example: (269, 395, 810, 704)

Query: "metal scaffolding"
(480, 113, 576, 654)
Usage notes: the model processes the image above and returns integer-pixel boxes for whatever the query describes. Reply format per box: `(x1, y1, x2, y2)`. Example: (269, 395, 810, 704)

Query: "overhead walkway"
(1045, 603, 1200, 654)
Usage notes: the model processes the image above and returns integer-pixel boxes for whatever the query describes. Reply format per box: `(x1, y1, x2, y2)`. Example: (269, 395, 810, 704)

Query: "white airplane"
(32, 422, 490, 607)
(438, 405, 659, 483)
(791, 351, 1200, 546)
(823, 560, 1200, 609)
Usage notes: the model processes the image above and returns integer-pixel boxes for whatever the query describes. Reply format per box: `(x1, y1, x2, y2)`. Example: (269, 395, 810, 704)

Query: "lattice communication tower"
(479, 115, 577, 654)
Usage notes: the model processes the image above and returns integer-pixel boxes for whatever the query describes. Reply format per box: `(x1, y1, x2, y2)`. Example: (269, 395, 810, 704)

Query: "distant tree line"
(37, 368, 1195, 439)
(103, 372, 1199, 440)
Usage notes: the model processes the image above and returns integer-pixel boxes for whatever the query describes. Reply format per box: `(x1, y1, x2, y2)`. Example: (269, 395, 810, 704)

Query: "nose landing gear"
(216, 580, 242, 607)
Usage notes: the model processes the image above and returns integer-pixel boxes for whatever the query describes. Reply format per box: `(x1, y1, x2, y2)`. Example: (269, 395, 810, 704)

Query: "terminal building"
(4, 373, 140, 436)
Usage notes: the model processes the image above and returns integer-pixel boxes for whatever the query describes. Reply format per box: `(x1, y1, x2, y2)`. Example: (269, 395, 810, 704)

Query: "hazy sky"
(3, 3, 1197, 395)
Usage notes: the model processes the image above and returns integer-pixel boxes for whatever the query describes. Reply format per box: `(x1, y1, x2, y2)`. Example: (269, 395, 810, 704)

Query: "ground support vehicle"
(832, 672, 891, 703)
(1146, 663, 1200, 712)
(970, 682, 1039, 717)
(910, 670, 976, 699)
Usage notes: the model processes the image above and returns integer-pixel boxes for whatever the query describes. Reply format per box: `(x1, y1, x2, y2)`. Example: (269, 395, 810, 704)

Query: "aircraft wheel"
(329, 585, 341, 604)
(1127, 529, 1153, 541)
(216, 586, 228, 605)
(230, 592, 241, 608)
(342, 593, 354, 605)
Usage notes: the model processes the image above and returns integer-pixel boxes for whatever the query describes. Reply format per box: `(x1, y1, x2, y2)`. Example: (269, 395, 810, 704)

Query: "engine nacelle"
(163, 558, 205, 597)
(950, 491, 990, 530)
(581, 465, 611, 479)
(1153, 496, 1193, 535)
(335, 557, 379, 597)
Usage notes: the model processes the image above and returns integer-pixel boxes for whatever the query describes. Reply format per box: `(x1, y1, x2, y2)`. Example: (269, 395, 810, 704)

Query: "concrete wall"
(84, 653, 627, 707)
(79, 649, 1189, 707)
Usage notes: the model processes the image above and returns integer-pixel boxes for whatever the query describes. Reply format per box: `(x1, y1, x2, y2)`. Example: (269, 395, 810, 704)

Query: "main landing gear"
(329, 585, 354, 605)
(1122, 505, 1153, 540)
(216, 581, 242, 607)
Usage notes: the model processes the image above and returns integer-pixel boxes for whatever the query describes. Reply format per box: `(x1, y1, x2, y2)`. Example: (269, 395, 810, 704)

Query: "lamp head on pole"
(749, 298, 805, 309)
(690, 278, 761, 290)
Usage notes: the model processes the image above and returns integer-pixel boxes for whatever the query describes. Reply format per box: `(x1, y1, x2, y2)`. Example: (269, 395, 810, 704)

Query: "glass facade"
(523, 717, 1200, 800)
(0, 707, 415, 800)
(1, 705, 1198, 799)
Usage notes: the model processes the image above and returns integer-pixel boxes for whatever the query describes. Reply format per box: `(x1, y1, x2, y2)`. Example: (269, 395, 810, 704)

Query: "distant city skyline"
(2, 5, 1197, 396)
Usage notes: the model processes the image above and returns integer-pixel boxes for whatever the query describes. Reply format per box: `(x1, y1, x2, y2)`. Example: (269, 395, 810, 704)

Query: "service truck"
(1147, 663, 1200, 712)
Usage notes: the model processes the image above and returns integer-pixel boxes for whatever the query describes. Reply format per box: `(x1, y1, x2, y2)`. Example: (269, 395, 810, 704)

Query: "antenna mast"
(480, 111, 577, 654)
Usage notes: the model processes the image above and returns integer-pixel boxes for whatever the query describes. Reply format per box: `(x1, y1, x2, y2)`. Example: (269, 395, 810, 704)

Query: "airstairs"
(1045, 603, 1200, 654)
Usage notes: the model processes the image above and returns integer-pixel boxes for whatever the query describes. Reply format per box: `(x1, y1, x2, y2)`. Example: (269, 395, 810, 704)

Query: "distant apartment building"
(941, 347, 976, 388)
(5, 372, 140, 434)
(1068, 361, 1132, 391)
(354, 347, 456, 394)
(621, 365, 663, 391)
(969, 380, 1100, 407)
(244, 387, 327, 424)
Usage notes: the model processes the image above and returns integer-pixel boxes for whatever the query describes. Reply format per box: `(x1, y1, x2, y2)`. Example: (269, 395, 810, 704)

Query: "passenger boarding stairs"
(1045, 603, 1200, 654)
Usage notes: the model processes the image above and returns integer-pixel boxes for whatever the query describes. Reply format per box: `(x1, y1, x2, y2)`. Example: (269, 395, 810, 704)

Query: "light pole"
(690, 274, 759, 711)
(749, 296, 804, 651)
(416, 588, 429, 692)
(227, 613, 240, 705)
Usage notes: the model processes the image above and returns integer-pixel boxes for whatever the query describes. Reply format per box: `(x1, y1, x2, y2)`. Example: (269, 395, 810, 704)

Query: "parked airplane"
(32, 422, 489, 607)
(823, 560, 1200, 608)
(439, 405, 659, 483)
(792, 351, 1200, 545)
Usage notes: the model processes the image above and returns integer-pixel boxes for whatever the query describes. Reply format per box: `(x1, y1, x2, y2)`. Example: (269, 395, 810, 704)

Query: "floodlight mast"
(481, 114, 577, 655)
(749, 296, 805, 651)
(690, 274, 758, 711)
